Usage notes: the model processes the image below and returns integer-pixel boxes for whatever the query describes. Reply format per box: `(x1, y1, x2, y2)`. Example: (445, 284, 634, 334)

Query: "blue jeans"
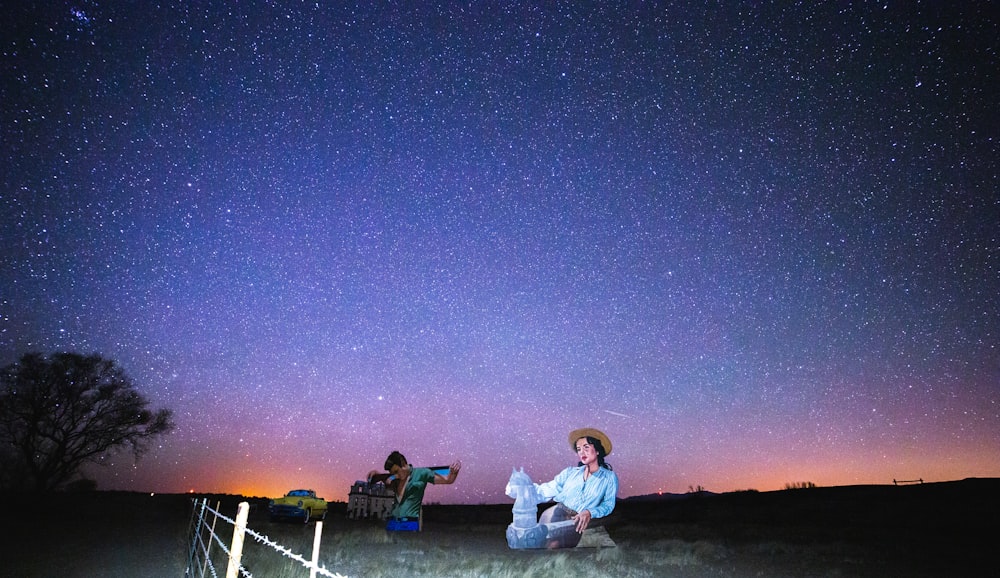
(538, 503, 583, 548)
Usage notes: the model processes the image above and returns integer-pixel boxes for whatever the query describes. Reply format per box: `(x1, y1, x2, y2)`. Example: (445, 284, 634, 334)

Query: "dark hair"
(384, 451, 407, 471)
(578, 436, 613, 471)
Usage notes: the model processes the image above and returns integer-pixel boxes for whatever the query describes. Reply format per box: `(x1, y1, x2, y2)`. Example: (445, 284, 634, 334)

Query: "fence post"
(310, 521, 324, 578)
(226, 502, 250, 578)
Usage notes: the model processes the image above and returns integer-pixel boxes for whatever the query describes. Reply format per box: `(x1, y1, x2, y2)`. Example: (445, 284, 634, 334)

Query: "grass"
(2, 478, 997, 577)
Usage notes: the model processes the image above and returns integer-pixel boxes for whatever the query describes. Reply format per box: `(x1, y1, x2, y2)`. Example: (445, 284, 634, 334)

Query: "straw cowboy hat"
(568, 427, 612, 456)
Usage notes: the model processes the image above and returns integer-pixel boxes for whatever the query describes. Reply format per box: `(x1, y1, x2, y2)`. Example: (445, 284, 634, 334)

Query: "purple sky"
(3, 2, 998, 503)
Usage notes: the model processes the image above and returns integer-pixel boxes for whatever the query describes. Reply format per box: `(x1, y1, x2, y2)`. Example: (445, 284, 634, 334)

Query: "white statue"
(505, 467, 561, 548)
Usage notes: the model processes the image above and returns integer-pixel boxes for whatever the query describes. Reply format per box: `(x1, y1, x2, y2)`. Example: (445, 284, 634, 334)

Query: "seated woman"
(533, 427, 618, 548)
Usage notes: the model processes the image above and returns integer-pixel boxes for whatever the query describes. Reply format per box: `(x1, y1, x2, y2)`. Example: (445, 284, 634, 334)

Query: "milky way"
(2, 2, 997, 503)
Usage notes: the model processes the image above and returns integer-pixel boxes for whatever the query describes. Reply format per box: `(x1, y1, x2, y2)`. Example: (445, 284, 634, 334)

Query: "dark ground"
(2, 478, 997, 577)
(612, 478, 999, 576)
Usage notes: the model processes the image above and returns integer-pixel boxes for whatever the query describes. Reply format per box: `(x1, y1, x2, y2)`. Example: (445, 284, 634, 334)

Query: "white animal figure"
(505, 467, 547, 548)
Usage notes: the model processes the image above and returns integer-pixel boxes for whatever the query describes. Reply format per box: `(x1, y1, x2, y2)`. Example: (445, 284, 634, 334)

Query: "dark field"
(2, 478, 996, 577)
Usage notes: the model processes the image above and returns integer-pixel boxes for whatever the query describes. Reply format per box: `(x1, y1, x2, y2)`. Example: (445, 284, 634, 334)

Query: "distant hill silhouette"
(623, 477, 998, 503)
(623, 489, 718, 502)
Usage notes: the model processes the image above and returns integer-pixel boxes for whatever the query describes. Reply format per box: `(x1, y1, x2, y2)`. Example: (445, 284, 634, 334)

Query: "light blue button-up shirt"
(535, 465, 618, 519)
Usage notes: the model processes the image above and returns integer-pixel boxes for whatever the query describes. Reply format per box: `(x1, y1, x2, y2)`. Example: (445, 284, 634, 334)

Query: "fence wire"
(187, 498, 348, 578)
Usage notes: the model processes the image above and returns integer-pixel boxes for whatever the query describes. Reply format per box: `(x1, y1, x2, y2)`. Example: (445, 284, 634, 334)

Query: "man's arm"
(433, 460, 462, 484)
(367, 470, 392, 484)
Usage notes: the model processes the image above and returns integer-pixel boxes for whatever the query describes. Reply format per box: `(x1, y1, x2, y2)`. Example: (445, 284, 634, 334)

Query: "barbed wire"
(202, 516, 251, 578)
(196, 500, 348, 578)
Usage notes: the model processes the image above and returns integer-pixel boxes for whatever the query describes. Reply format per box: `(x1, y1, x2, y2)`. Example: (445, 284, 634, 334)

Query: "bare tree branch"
(0, 352, 175, 491)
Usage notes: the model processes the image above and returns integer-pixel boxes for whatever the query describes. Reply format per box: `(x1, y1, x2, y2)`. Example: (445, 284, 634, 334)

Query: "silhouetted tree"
(0, 352, 174, 491)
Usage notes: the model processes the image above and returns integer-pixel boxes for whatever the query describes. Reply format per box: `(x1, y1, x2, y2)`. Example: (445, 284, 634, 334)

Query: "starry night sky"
(2, 2, 998, 504)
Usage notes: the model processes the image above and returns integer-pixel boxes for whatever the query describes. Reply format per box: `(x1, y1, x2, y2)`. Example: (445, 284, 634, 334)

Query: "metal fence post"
(310, 521, 324, 578)
(225, 501, 250, 578)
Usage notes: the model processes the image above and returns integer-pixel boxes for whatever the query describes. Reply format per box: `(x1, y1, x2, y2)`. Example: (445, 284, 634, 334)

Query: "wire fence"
(186, 497, 349, 578)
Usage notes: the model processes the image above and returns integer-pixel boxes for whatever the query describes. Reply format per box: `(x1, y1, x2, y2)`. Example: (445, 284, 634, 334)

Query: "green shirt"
(393, 467, 437, 519)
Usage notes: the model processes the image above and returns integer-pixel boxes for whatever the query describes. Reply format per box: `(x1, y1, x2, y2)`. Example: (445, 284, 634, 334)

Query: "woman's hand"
(573, 509, 592, 533)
